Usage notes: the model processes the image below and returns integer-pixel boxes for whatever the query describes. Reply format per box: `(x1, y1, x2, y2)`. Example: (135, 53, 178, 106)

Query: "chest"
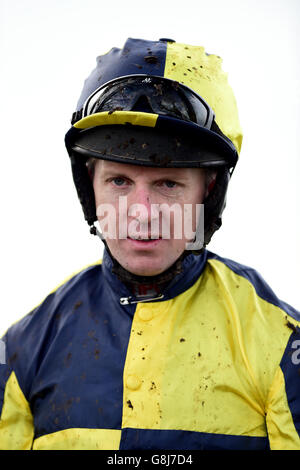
(29, 295, 269, 449)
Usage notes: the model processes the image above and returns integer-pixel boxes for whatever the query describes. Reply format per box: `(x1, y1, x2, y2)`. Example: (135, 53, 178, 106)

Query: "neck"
(102, 246, 208, 305)
(107, 247, 187, 297)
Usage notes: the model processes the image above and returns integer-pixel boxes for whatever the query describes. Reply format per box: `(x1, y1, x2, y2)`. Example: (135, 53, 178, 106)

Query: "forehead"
(94, 159, 205, 180)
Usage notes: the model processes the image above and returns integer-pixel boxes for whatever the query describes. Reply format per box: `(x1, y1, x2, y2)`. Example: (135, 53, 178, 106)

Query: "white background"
(1, 0, 299, 334)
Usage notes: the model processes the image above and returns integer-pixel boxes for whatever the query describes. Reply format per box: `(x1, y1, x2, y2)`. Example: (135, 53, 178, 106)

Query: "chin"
(126, 264, 166, 277)
(107, 241, 182, 277)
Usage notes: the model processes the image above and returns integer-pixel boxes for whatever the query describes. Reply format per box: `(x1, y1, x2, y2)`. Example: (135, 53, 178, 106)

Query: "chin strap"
(89, 224, 103, 238)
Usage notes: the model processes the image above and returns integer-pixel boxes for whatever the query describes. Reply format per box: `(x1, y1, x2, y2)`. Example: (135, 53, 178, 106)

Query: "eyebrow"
(100, 169, 134, 179)
(100, 168, 191, 181)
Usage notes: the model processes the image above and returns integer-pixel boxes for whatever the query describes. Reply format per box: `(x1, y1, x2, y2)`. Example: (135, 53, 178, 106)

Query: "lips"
(130, 238, 153, 241)
(128, 236, 162, 241)
(127, 236, 163, 247)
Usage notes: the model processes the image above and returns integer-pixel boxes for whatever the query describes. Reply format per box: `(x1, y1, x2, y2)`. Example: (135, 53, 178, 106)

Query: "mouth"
(127, 236, 163, 247)
(128, 235, 162, 241)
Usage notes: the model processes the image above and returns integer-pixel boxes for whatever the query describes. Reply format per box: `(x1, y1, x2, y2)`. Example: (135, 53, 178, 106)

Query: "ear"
(87, 166, 94, 181)
(205, 171, 217, 199)
(207, 178, 216, 193)
(86, 158, 96, 181)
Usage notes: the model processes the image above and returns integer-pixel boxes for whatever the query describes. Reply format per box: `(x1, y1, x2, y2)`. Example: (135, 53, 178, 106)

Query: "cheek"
(93, 179, 115, 209)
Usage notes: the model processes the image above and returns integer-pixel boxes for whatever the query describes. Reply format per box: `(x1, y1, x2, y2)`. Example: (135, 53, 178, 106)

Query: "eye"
(112, 177, 127, 186)
(163, 180, 177, 188)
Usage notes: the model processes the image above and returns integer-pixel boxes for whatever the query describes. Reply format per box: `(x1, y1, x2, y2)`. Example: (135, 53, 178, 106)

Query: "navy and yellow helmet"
(65, 37, 243, 247)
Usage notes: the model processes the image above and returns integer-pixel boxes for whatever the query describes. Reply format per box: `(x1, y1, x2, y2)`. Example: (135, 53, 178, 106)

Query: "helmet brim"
(65, 111, 238, 169)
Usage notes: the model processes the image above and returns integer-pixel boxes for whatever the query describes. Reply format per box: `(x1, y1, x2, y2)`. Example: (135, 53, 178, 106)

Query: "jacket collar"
(102, 248, 208, 305)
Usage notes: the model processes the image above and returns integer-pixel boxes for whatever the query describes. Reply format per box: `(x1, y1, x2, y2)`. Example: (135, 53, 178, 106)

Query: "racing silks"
(0, 249, 299, 450)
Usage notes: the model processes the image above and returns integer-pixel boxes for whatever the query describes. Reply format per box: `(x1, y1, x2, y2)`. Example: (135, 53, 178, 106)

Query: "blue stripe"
(119, 428, 269, 450)
(155, 115, 238, 164)
(0, 339, 11, 418)
(280, 329, 300, 437)
(206, 251, 300, 322)
(162, 251, 207, 301)
(76, 38, 167, 110)
(7, 264, 136, 439)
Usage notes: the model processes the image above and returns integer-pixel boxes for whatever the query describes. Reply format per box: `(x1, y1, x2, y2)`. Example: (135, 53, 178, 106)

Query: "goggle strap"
(71, 109, 83, 125)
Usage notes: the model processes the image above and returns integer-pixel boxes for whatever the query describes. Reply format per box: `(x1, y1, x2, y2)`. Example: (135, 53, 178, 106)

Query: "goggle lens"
(82, 75, 214, 129)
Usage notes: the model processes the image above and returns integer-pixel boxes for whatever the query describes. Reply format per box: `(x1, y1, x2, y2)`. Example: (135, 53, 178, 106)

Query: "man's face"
(92, 159, 208, 276)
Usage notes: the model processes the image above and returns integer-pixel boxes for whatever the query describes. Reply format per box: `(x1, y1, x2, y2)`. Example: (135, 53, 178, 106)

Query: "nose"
(128, 185, 153, 221)
(132, 185, 152, 208)
(126, 184, 160, 239)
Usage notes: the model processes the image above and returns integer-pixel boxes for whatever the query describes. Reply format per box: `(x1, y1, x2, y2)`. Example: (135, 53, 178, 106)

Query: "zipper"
(120, 294, 164, 305)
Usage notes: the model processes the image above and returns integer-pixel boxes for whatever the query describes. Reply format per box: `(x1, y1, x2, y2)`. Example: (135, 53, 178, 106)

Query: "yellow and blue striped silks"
(0, 250, 299, 450)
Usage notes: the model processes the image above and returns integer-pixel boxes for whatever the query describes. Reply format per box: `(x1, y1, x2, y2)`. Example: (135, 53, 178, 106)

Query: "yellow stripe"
(266, 367, 300, 449)
(74, 111, 158, 130)
(207, 260, 266, 413)
(0, 371, 34, 450)
(164, 41, 243, 154)
(122, 258, 297, 438)
(32, 428, 121, 450)
(122, 268, 269, 437)
(207, 258, 294, 404)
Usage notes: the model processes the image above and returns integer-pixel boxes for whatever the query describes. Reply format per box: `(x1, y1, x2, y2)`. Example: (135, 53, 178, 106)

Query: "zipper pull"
(120, 294, 164, 305)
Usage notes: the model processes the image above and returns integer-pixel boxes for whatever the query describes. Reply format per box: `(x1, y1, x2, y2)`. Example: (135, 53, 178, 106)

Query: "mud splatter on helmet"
(65, 37, 243, 247)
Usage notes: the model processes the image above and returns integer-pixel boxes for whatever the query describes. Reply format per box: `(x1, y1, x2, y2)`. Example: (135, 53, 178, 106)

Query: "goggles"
(72, 75, 215, 129)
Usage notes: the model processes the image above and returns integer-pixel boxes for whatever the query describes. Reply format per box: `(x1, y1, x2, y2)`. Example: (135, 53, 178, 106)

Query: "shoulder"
(7, 260, 103, 335)
(205, 250, 300, 323)
(204, 251, 300, 404)
(2, 260, 103, 395)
